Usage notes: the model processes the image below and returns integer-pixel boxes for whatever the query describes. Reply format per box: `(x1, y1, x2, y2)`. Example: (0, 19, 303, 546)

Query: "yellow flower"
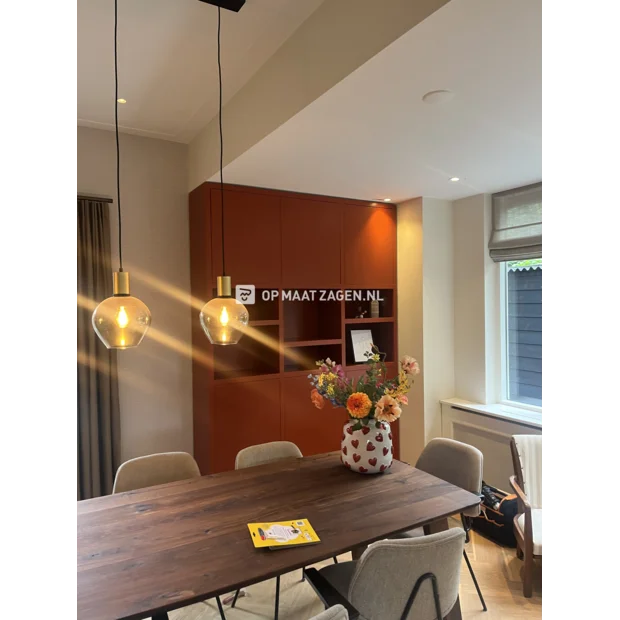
(346, 392, 372, 418)
(326, 385, 335, 397)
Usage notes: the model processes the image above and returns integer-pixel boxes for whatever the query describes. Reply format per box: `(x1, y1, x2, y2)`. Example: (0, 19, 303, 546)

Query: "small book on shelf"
(247, 519, 320, 550)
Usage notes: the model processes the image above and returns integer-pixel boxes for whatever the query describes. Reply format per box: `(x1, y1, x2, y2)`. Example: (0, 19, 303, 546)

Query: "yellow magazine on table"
(247, 519, 320, 550)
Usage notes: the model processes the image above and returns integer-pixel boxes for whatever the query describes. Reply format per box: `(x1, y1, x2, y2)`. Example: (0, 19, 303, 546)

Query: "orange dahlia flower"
(311, 388, 325, 410)
(346, 392, 372, 418)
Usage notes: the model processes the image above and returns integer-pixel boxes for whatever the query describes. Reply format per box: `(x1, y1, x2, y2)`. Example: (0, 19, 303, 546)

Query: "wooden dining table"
(77, 452, 481, 620)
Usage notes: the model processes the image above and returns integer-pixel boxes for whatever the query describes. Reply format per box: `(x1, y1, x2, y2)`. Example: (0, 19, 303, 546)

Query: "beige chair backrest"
(512, 435, 542, 509)
(309, 605, 349, 620)
(113, 452, 201, 494)
(350, 528, 465, 620)
(235, 441, 303, 470)
(415, 438, 483, 517)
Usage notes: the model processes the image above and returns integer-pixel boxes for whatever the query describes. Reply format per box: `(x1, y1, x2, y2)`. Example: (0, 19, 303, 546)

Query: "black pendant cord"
(114, 0, 123, 272)
(218, 6, 226, 276)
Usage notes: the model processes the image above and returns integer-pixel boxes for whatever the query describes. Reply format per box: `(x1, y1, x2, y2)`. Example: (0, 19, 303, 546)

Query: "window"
(502, 259, 542, 407)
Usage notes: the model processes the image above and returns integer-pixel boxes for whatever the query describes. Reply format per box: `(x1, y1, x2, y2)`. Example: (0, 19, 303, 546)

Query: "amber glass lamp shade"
(200, 276, 249, 345)
(92, 272, 151, 349)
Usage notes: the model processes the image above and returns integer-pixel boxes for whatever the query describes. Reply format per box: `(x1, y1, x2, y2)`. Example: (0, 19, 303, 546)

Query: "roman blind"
(489, 182, 542, 262)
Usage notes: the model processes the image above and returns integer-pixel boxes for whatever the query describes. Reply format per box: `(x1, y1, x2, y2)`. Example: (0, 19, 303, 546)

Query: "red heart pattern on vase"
(388, 432, 392, 440)
(341, 421, 392, 475)
(390, 446, 394, 454)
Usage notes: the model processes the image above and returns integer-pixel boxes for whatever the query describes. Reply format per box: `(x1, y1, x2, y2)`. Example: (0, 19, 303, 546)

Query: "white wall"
(421, 198, 455, 442)
(77, 127, 193, 462)
(452, 193, 499, 404)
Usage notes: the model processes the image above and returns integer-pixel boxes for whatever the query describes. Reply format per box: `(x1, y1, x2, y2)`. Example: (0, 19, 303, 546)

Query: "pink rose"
(400, 355, 420, 375)
(397, 395, 409, 406)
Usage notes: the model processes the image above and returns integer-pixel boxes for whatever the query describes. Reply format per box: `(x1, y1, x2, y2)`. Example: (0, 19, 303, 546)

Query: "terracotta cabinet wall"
(189, 183, 398, 474)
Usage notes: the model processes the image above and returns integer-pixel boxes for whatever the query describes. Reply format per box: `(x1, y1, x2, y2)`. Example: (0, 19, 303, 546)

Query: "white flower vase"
(341, 420, 393, 474)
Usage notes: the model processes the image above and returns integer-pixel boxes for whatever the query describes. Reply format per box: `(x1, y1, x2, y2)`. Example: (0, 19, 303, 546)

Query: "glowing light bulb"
(116, 306, 130, 328)
(219, 306, 230, 326)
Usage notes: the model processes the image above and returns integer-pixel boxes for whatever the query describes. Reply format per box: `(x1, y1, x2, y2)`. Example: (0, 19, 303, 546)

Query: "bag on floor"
(471, 482, 517, 547)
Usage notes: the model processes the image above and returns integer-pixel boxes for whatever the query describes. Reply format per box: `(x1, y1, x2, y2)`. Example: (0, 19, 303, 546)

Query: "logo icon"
(236, 285, 255, 305)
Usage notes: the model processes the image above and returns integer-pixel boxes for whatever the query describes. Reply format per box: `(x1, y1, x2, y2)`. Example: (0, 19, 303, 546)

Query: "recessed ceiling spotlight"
(117, 98, 127, 104)
(422, 89, 455, 104)
(449, 177, 460, 182)
(383, 198, 392, 202)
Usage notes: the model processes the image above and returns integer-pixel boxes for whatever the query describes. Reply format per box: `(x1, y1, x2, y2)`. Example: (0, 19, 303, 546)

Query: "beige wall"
(77, 126, 193, 462)
(421, 198, 455, 442)
(397, 198, 425, 463)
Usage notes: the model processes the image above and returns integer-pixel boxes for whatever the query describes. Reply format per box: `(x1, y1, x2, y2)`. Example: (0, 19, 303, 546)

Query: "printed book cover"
(247, 519, 320, 549)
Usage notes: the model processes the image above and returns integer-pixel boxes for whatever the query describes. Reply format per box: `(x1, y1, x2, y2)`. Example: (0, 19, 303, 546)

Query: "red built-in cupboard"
(189, 183, 398, 473)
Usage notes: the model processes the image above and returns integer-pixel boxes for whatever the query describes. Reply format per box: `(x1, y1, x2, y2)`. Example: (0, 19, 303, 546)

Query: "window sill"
(440, 397, 542, 429)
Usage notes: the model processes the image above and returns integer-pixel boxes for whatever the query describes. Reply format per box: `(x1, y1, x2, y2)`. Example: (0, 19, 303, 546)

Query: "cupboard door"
(211, 189, 281, 287)
(281, 376, 349, 457)
(211, 378, 281, 473)
(281, 198, 342, 288)
(343, 206, 396, 288)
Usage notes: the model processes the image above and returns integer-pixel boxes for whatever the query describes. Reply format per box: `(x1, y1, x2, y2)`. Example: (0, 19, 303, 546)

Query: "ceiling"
(77, 0, 325, 142)
(217, 0, 542, 201)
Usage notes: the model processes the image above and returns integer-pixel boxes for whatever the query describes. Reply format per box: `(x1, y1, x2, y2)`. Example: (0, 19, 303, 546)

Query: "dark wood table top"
(77, 452, 480, 620)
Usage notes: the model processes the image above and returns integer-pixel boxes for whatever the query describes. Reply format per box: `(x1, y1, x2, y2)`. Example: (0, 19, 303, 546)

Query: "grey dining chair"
(112, 451, 201, 493)
(395, 438, 487, 612)
(112, 452, 227, 620)
(305, 528, 466, 620)
(230, 441, 304, 619)
(309, 604, 349, 620)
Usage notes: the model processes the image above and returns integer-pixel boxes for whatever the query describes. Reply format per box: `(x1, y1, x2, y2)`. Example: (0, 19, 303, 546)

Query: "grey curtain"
(489, 183, 542, 262)
(77, 198, 121, 500)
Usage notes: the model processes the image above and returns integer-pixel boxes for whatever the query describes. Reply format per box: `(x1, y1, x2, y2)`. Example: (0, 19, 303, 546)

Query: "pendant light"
(92, 0, 151, 350)
(199, 7, 249, 345)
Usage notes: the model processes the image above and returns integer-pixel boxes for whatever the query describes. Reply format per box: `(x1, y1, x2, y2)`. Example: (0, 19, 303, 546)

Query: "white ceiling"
(217, 0, 542, 201)
(77, 0, 325, 142)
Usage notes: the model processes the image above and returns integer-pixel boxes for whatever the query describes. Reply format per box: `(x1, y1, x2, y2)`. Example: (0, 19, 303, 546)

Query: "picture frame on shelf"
(350, 329, 374, 363)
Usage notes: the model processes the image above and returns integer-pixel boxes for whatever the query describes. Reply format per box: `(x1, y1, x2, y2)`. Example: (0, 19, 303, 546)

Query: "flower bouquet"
(309, 346, 420, 474)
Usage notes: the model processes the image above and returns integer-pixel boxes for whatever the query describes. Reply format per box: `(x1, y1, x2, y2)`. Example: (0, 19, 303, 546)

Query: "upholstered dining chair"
(309, 604, 349, 620)
(112, 451, 201, 493)
(230, 441, 304, 619)
(510, 434, 542, 598)
(392, 437, 487, 612)
(112, 452, 227, 620)
(305, 528, 466, 620)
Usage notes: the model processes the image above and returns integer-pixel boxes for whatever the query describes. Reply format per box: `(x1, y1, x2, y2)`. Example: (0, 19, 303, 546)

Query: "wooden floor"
(171, 518, 541, 620)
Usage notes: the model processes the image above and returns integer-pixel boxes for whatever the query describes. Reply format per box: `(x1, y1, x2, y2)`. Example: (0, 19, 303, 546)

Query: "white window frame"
(499, 262, 542, 413)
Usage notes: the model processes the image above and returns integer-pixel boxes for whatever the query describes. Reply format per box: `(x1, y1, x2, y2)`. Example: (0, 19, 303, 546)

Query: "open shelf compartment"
(213, 325, 280, 380)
